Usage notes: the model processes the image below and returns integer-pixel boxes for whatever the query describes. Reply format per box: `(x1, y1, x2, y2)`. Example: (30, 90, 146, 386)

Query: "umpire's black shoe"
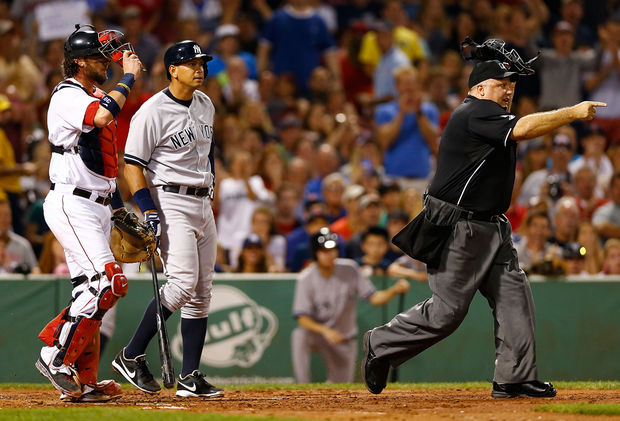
(112, 348, 161, 394)
(176, 370, 224, 398)
(361, 330, 390, 395)
(492, 380, 557, 398)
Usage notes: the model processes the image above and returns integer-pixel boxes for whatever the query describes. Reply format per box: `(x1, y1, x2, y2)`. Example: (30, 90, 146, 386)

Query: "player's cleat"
(176, 370, 224, 398)
(361, 329, 390, 395)
(35, 356, 82, 398)
(112, 348, 161, 393)
(491, 380, 557, 398)
(60, 380, 122, 403)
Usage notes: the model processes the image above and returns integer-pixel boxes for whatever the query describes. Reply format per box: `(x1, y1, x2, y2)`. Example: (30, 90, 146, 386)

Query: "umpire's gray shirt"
(292, 258, 376, 340)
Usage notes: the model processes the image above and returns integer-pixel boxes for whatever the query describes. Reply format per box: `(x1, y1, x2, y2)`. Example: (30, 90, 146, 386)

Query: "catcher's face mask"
(460, 37, 540, 75)
(98, 30, 134, 66)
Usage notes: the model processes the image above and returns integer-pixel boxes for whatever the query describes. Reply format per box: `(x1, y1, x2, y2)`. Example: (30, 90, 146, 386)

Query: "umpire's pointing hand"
(572, 101, 607, 121)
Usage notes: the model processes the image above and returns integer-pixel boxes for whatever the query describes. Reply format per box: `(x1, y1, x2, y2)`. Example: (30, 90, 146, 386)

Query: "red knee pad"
(97, 287, 118, 311)
(105, 262, 128, 297)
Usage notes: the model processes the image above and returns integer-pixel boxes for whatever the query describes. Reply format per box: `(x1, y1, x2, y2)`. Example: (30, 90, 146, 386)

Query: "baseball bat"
(150, 256, 175, 388)
(390, 292, 406, 383)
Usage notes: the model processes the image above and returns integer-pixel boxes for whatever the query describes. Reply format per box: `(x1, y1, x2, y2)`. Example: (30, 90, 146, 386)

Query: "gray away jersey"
(124, 88, 215, 188)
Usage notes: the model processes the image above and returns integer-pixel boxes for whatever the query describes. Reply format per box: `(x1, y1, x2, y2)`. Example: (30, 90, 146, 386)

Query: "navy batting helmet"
(310, 227, 339, 259)
(64, 24, 103, 59)
(164, 40, 213, 80)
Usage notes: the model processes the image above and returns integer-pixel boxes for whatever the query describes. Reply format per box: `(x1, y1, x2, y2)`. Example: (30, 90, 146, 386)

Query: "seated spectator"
(354, 226, 392, 277)
(37, 232, 69, 275)
(378, 180, 401, 226)
(345, 193, 382, 259)
(592, 172, 620, 242)
(385, 210, 410, 263)
(321, 173, 347, 222)
(330, 184, 365, 241)
(577, 221, 604, 275)
(549, 197, 580, 248)
(304, 143, 341, 201)
(387, 254, 427, 282)
(235, 234, 269, 273)
(572, 166, 608, 222)
(257, 143, 287, 193)
(291, 228, 409, 383)
(561, 242, 587, 276)
(0, 200, 40, 274)
(602, 238, 620, 275)
(514, 210, 562, 274)
(569, 123, 613, 195)
(251, 205, 286, 272)
(274, 183, 302, 236)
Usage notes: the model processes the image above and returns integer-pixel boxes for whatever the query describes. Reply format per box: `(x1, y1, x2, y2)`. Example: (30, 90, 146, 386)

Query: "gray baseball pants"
(370, 195, 538, 383)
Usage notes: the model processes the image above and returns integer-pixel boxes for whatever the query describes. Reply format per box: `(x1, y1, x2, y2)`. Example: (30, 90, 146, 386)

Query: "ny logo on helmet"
(193, 45, 201, 54)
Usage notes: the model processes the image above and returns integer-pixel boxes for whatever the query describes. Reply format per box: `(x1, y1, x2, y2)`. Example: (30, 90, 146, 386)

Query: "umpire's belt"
(51, 183, 111, 206)
(162, 185, 212, 197)
(458, 209, 502, 222)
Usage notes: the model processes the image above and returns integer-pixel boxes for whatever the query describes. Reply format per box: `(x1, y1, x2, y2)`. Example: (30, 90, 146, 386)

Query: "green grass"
(2, 381, 619, 391)
(0, 408, 305, 421)
(534, 403, 620, 416)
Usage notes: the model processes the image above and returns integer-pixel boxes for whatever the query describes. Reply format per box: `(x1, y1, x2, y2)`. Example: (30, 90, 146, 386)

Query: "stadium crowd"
(1, 0, 620, 279)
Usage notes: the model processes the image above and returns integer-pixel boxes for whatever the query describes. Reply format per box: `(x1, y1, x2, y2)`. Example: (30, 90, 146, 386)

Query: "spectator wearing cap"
(572, 166, 609, 222)
(592, 172, 620, 241)
(208, 24, 258, 81)
(560, 242, 587, 275)
(354, 226, 392, 277)
(370, 21, 410, 101)
(330, 184, 365, 241)
(286, 201, 344, 272)
(358, 0, 426, 73)
(518, 131, 574, 206)
(345, 193, 382, 259)
(257, 0, 340, 96)
(235, 234, 269, 273)
(375, 66, 439, 193)
(513, 210, 563, 273)
(538, 20, 597, 111)
(585, 11, 620, 142)
(569, 123, 613, 194)
(278, 114, 303, 157)
(601, 238, 620, 275)
(251, 205, 287, 272)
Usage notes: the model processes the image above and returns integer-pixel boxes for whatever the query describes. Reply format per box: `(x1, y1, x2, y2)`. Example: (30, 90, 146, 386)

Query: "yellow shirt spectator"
(0, 128, 21, 194)
(359, 26, 426, 69)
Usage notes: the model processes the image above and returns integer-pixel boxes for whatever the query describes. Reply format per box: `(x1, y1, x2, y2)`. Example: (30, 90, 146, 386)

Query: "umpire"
(362, 59, 606, 398)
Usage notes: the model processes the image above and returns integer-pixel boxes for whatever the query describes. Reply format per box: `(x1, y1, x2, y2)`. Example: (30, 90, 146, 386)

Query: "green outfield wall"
(1, 274, 618, 384)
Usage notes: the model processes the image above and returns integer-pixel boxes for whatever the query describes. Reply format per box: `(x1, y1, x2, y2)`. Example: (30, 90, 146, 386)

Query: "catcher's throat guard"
(460, 36, 540, 75)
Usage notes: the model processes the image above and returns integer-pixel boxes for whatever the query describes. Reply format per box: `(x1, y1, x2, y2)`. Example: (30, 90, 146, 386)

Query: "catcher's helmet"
(164, 40, 213, 80)
(64, 24, 103, 59)
(311, 227, 339, 259)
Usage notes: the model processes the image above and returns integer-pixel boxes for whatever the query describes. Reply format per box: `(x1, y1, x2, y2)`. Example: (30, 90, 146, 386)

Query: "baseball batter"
(112, 40, 222, 398)
(362, 58, 606, 398)
(35, 24, 142, 402)
(292, 228, 409, 383)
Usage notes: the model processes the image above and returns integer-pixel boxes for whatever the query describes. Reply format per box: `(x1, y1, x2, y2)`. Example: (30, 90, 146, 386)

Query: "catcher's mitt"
(110, 208, 157, 263)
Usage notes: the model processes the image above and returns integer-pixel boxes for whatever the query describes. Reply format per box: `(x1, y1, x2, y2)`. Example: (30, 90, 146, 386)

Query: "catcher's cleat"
(35, 357, 82, 398)
(60, 380, 122, 402)
(176, 371, 223, 398)
(112, 348, 161, 393)
(492, 380, 557, 398)
(361, 330, 390, 395)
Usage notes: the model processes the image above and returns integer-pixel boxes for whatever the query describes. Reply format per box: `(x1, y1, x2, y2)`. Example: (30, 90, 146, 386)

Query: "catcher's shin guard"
(39, 306, 71, 346)
(53, 316, 101, 367)
(74, 329, 100, 385)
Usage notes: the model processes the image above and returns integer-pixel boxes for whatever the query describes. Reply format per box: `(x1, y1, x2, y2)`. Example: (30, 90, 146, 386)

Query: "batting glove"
(144, 211, 161, 243)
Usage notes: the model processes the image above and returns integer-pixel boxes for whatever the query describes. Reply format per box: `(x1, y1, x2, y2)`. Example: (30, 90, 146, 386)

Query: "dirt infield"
(1, 387, 619, 420)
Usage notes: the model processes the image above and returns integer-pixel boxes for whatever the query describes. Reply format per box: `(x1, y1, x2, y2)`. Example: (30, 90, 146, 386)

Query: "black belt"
(459, 209, 502, 222)
(162, 185, 211, 197)
(51, 144, 80, 154)
(51, 183, 111, 206)
(70, 272, 105, 289)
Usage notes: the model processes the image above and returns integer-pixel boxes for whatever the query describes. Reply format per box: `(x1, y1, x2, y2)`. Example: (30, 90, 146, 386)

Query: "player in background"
(35, 24, 142, 402)
(112, 41, 222, 398)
